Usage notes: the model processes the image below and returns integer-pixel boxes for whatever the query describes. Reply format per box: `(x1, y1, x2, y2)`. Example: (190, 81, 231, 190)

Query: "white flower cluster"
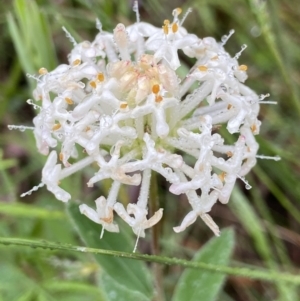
(19, 5, 271, 240)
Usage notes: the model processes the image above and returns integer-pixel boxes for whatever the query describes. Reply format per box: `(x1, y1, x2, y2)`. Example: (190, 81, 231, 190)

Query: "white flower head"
(15, 3, 278, 248)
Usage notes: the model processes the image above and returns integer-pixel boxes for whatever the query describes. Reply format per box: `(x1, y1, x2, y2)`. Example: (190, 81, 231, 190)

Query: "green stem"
(149, 171, 165, 301)
(1, 237, 300, 285)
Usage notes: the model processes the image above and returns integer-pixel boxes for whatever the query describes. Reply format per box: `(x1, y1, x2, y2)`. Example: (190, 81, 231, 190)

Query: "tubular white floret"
(14, 6, 277, 245)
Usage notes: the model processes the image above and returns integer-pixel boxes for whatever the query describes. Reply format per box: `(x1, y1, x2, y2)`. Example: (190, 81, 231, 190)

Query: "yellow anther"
(65, 97, 73, 105)
(175, 8, 182, 15)
(164, 19, 170, 25)
(97, 73, 105, 82)
(52, 123, 61, 131)
(59, 152, 64, 162)
(198, 65, 208, 72)
(218, 172, 226, 182)
(251, 124, 257, 133)
(162, 24, 169, 35)
(89, 81, 97, 89)
(172, 22, 179, 33)
(152, 84, 160, 94)
(211, 55, 219, 60)
(72, 59, 81, 66)
(120, 102, 128, 109)
(238, 64, 248, 71)
(85, 126, 91, 132)
(155, 95, 163, 103)
(38, 67, 48, 75)
(227, 103, 232, 110)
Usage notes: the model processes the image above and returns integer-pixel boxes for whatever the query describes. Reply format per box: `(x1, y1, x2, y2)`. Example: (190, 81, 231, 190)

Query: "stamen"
(72, 59, 81, 66)
(65, 97, 74, 105)
(226, 151, 233, 157)
(258, 93, 270, 100)
(52, 123, 61, 131)
(59, 152, 64, 162)
(97, 73, 105, 82)
(62, 26, 77, 47)
(89, 81, 97, 89)
(100, 226, 105, 239)
(27, 99, 42, 110)
(220, 29, 235, 46)
(162, 24, 169, 35)
(120, 102, 128, 109)
(211, 55, 219, 60)
(172, 23, 179, 33)
(179, 8, 192, 26)
(237, 175, 252, 190)
(256, 155, 281, 161)
(227, 103, 232, 109)
(198, 65, 208, 72)
(7, 125, 35, 132)
(152, 84, 160, 94)
(96, 18, 102, 33)
(38, 67, 48, 75)
(133, 228, 141, 253)
(132, 1, 140, 23)
(26, 73, 41, 82)
(234, 44, 247, 60)
(259, 101, 277, 105)
(238, 64, 248, 71)
(20, 183, 44, 197)
(250, 124, 256, 133)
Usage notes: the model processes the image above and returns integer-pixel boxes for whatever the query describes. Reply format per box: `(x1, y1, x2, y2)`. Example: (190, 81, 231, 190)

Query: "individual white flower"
(15, 2, 279, 246)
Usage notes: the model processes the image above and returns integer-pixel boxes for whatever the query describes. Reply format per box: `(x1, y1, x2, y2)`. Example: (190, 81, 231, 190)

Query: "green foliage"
(172, 229, 235, 301)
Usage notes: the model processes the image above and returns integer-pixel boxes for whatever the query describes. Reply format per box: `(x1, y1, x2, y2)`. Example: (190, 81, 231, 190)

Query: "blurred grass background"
(0, 0, 300, 300)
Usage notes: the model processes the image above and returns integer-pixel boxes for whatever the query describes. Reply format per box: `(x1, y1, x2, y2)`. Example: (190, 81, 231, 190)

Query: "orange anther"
(97, 73, 105, 82)
(152, 84, 160, 94)
(65, 97, 73, 105)
(59, 152, 64, 162)
(89, 81, 97, 89)
(172, 23, 179, 33)
(120, 102, 128, 109)
(198, 65, 208, 72)
(227, 104, 232, 110)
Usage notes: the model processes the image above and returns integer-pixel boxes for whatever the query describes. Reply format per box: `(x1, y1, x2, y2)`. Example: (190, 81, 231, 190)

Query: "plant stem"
(149, 171, 165, 301)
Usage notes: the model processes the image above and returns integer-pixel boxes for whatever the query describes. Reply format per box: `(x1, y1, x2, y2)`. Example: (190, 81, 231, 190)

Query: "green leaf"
(67, 202, 153, 298)
(172, 228, 235, 301)
(100, 273, 151, 301)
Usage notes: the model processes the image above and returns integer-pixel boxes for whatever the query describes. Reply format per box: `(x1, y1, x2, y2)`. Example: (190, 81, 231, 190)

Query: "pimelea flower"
(11, 3, 280, 247)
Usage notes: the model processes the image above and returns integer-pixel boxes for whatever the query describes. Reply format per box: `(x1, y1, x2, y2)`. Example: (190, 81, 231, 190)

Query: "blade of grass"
(1, 237, 300, 285)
